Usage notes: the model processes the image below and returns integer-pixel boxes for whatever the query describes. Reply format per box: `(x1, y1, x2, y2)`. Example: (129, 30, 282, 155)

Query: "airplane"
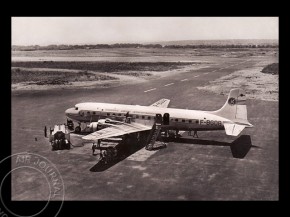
(65, 88, 253, 151)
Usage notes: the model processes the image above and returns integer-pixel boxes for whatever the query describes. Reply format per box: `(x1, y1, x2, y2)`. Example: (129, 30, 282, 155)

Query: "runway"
(11, 56, 278, 200)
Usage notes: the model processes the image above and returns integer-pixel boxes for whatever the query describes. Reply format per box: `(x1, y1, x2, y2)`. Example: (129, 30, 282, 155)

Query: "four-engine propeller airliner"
(65, 88, 253, 149)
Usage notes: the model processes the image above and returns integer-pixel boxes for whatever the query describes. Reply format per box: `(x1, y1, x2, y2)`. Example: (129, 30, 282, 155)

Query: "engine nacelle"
(88, 119, 114, 132)
(88, 122, 99, 132)
(98, 118, 113, 124)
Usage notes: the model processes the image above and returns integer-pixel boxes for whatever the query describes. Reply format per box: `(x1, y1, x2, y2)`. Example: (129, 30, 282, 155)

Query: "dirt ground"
(197, 59, 278, 101)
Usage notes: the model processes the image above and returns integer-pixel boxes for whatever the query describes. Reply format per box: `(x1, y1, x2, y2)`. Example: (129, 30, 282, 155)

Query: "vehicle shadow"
(162, 135, 258, 159)
(89, 141, 146, 172)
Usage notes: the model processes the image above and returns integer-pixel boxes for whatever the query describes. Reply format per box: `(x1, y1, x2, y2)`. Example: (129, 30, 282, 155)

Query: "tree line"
(12, 43, 278, 51)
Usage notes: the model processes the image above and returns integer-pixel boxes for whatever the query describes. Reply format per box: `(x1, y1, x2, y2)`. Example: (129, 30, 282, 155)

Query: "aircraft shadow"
(162, 135, 257, 159)
(90, 135, 257, 172)
(230, 135, 257, 158)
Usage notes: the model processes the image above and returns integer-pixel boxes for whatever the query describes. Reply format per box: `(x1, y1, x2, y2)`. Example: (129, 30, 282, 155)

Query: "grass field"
(11, 61, 197, 72)
(11, 61, 198, 89)
(11, 47, 278, 63)
(12, 47, 278, 57)
(11, 68, 118, 85)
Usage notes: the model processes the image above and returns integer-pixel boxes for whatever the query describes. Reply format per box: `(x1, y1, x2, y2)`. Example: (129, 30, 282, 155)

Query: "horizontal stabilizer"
(224, 123, 246, 136)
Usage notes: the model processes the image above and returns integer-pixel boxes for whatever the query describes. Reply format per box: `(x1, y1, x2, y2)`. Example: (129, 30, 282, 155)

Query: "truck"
(49, 124, 71, 150)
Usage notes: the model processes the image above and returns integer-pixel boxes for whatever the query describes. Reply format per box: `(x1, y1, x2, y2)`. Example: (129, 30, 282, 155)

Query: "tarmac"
(11, 55, 278, 200)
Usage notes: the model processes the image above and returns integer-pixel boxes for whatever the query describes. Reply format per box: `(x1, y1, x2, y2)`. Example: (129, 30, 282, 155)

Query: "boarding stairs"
(145, 123, 162, 151)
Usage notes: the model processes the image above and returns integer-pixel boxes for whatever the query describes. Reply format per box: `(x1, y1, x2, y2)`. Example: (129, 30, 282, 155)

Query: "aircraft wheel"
(75, 126, 81, 133)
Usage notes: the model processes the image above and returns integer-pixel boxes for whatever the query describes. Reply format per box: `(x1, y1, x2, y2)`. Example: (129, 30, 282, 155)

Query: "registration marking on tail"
(127, 147, 158, 162)
(144, 88, 156, 93)
(164, 83, 174, 86)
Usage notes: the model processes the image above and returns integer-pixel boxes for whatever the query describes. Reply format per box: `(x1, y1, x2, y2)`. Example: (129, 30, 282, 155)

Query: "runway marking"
(180, 79, 188, 82)
(144, 88, 156, 93)
(164, 83, 174, 86)
(142, 59, 250, 93)
(131, 165, 147, 171)
(211, 59, 250, 73)
(127, 147, 158, 161)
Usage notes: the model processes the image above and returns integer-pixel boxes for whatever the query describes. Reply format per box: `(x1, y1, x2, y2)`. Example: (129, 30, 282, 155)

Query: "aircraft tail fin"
(210, 88, 253, 135)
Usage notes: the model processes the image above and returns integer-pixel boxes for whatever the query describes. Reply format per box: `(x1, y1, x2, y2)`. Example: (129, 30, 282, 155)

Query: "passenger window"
(189, 120, 192, 123)
(148, 116, 151, 120)
(93, 112, 96, 115)
(175, 119, 178, 122)
(107, 113, 110, 116)
(182, 119, 185, 122)
(142, 116, 145, 119)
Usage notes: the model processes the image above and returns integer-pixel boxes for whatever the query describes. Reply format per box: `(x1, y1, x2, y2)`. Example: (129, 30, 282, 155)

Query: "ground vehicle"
(49, 124, 71, 150)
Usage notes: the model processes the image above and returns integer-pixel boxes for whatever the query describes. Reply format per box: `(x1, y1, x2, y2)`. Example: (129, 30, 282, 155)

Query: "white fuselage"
(65, 102, 231, 132)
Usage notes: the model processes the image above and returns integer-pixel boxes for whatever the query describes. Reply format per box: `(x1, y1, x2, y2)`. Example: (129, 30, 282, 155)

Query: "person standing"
(92, 143, 96, 155)
(44, 126, 47, 138)
(193, 130, 198, 138)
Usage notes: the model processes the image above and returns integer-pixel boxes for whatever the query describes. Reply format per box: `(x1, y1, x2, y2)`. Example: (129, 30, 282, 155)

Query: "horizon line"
(12, 38, 279, 47)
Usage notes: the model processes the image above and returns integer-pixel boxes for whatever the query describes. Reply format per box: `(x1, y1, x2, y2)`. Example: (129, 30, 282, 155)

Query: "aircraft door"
(163, 113, 170, 125)
(155, 114, 162, 125)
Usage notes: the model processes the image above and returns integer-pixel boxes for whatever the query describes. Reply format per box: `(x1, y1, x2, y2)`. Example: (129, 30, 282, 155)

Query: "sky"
(12, 17, 278, 46)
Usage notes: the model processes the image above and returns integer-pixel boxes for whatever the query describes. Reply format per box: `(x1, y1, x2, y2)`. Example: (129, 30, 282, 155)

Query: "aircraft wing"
(82, 122, 152, 141)
(150, 98, 170, 108)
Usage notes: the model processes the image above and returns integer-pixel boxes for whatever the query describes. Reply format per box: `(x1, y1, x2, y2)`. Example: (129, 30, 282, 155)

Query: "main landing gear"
(74, 125, 81, 133)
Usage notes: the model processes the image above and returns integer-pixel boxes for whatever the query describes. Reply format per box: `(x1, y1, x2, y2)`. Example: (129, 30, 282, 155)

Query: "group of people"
(188, 130, 199, 138)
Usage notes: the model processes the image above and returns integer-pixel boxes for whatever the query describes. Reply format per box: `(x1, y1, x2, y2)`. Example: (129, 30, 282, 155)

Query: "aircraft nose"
(65, 108, 79, 117)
